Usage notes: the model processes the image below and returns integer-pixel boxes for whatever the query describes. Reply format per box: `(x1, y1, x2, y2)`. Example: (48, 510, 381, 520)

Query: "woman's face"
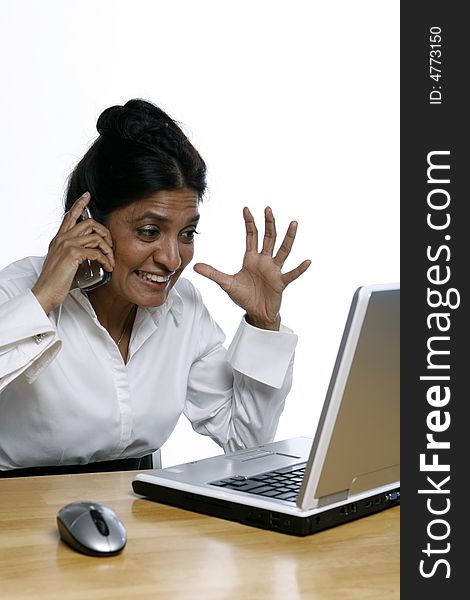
(104, 188, 199, 308)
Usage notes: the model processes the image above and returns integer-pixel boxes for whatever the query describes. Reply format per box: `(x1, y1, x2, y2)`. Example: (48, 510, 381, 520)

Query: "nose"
(153, 236, 182, 272)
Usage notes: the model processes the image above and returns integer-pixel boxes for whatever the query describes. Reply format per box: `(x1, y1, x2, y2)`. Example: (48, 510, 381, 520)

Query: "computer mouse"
(57, 500, 127, 557)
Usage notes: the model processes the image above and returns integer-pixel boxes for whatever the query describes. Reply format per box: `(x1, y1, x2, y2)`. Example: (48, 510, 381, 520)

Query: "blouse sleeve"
(183, 289, 298, 453)
(0, 290, 61, 393)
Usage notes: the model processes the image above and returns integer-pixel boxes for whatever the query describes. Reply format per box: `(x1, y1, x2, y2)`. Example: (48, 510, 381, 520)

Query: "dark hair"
(64, 99, 207, 220)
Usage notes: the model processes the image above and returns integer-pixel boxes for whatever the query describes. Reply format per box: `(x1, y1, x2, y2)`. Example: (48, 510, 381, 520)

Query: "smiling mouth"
(136, 270, 175, 284)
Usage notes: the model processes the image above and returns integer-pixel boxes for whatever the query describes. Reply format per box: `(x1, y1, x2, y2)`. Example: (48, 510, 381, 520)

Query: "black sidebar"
(401, 2, 467, 598)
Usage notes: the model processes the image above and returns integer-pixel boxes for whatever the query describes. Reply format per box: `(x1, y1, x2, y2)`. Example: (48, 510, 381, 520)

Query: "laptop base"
(132, 479, 400, 536)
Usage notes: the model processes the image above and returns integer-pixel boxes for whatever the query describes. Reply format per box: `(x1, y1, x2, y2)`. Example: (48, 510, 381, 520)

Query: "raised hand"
(31, 192, 115, 314)
(193, 206, 311, 330)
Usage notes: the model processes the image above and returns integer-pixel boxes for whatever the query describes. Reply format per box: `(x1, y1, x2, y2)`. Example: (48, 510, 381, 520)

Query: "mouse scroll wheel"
(90, 509, 110, 536)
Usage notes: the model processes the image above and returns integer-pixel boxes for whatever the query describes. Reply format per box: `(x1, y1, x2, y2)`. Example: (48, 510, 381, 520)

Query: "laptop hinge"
(316, 489, 348, 508)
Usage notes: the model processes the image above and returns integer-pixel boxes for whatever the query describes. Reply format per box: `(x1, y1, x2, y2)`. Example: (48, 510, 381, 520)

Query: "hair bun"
(96, 104, 127, 137)
(96, 99, 186, 154)
(65, 98, 207, 214)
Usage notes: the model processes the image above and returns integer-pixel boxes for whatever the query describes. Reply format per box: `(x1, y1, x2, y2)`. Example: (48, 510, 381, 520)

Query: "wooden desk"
(0, 471, 399, 599)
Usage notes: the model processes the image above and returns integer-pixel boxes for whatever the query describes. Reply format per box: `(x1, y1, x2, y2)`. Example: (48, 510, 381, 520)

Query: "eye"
(180, 228, 199, 243)
(137, 226, 160, 240)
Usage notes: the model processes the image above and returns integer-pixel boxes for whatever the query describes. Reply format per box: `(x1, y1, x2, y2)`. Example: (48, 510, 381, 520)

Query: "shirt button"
(34, 333, 47, 344)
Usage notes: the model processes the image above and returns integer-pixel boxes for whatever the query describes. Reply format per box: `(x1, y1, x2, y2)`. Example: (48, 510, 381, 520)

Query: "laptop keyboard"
(210, 463, 307, 502)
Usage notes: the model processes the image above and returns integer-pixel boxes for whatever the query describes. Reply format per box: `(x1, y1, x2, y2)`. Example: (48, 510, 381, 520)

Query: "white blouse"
(0, 256, 298, 471)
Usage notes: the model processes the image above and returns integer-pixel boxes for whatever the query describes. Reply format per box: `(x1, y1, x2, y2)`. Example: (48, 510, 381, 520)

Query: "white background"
(0, 1, 399, 467)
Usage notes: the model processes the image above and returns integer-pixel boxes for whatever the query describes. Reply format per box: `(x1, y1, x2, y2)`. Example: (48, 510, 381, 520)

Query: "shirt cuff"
(0, 290, 55, 347)
(23, 339, 62, 383)
(0, 290, 61, 387)
(226, 317, 298, 389)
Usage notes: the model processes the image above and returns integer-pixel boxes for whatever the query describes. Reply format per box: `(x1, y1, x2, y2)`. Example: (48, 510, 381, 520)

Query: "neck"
(87, 286, 136, 344)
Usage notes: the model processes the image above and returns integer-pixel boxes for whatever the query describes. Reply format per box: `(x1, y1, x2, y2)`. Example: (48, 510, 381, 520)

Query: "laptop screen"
(298, 284, 400, 509)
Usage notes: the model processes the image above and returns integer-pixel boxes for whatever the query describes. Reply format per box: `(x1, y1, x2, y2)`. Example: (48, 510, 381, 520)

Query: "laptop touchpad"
(225, 449, 274, 462)
(226, 449, 301, 462)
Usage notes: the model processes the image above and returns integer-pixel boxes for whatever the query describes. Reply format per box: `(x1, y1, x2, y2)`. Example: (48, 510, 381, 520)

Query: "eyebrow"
(133, 211, 200, 225)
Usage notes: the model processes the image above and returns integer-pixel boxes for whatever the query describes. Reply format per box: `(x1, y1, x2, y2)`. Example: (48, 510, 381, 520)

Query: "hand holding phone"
(32, 192, 114, 314)
(71, 207, 112, 291)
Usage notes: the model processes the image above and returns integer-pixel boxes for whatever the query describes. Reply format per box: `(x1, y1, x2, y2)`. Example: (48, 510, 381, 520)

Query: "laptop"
(132, 282, 400, 536)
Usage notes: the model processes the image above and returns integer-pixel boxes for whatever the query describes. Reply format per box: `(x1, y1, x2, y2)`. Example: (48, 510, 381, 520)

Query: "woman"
(0, 99, 310, 475)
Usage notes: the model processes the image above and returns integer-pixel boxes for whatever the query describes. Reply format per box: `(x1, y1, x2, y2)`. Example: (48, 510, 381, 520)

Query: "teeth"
(138, 271, 171, 283)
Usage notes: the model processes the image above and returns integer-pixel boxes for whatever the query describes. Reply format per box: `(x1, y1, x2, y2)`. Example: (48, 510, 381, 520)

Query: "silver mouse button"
(57, 500, 127, 556)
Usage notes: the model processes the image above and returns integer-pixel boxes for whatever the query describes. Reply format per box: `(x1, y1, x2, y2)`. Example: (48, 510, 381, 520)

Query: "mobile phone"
(71, 206, 112, 291)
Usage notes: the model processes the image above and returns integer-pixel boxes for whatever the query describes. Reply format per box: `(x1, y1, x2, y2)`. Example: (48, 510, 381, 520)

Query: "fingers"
(261, 206, 277, 255)
(32, 237, 114, 314)
(281, 259, 312, 286)
(48, 234, 115, 273)
(50, 218, 115, 270)
(193, 263, 233, 292)
(246, 207, 295, 264)
(74, 233, 115, 270)
(52, 192, 113, 254)
(273, 220, 298, 267)
(58, 191, 112, 245)
(243, 207, 258, 253)
(81, 248, 115, 273)
(58, 192, 91, 234)
(74, 216, 113, 249)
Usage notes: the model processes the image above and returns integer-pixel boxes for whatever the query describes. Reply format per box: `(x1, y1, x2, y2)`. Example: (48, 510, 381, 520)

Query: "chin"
(115, 271, 181, 308)
(131, 280, 180, 308)
(132, 291, 169, 308)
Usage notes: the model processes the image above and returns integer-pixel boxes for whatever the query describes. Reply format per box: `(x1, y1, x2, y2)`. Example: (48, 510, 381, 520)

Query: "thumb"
(193, 263, 233, 291)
